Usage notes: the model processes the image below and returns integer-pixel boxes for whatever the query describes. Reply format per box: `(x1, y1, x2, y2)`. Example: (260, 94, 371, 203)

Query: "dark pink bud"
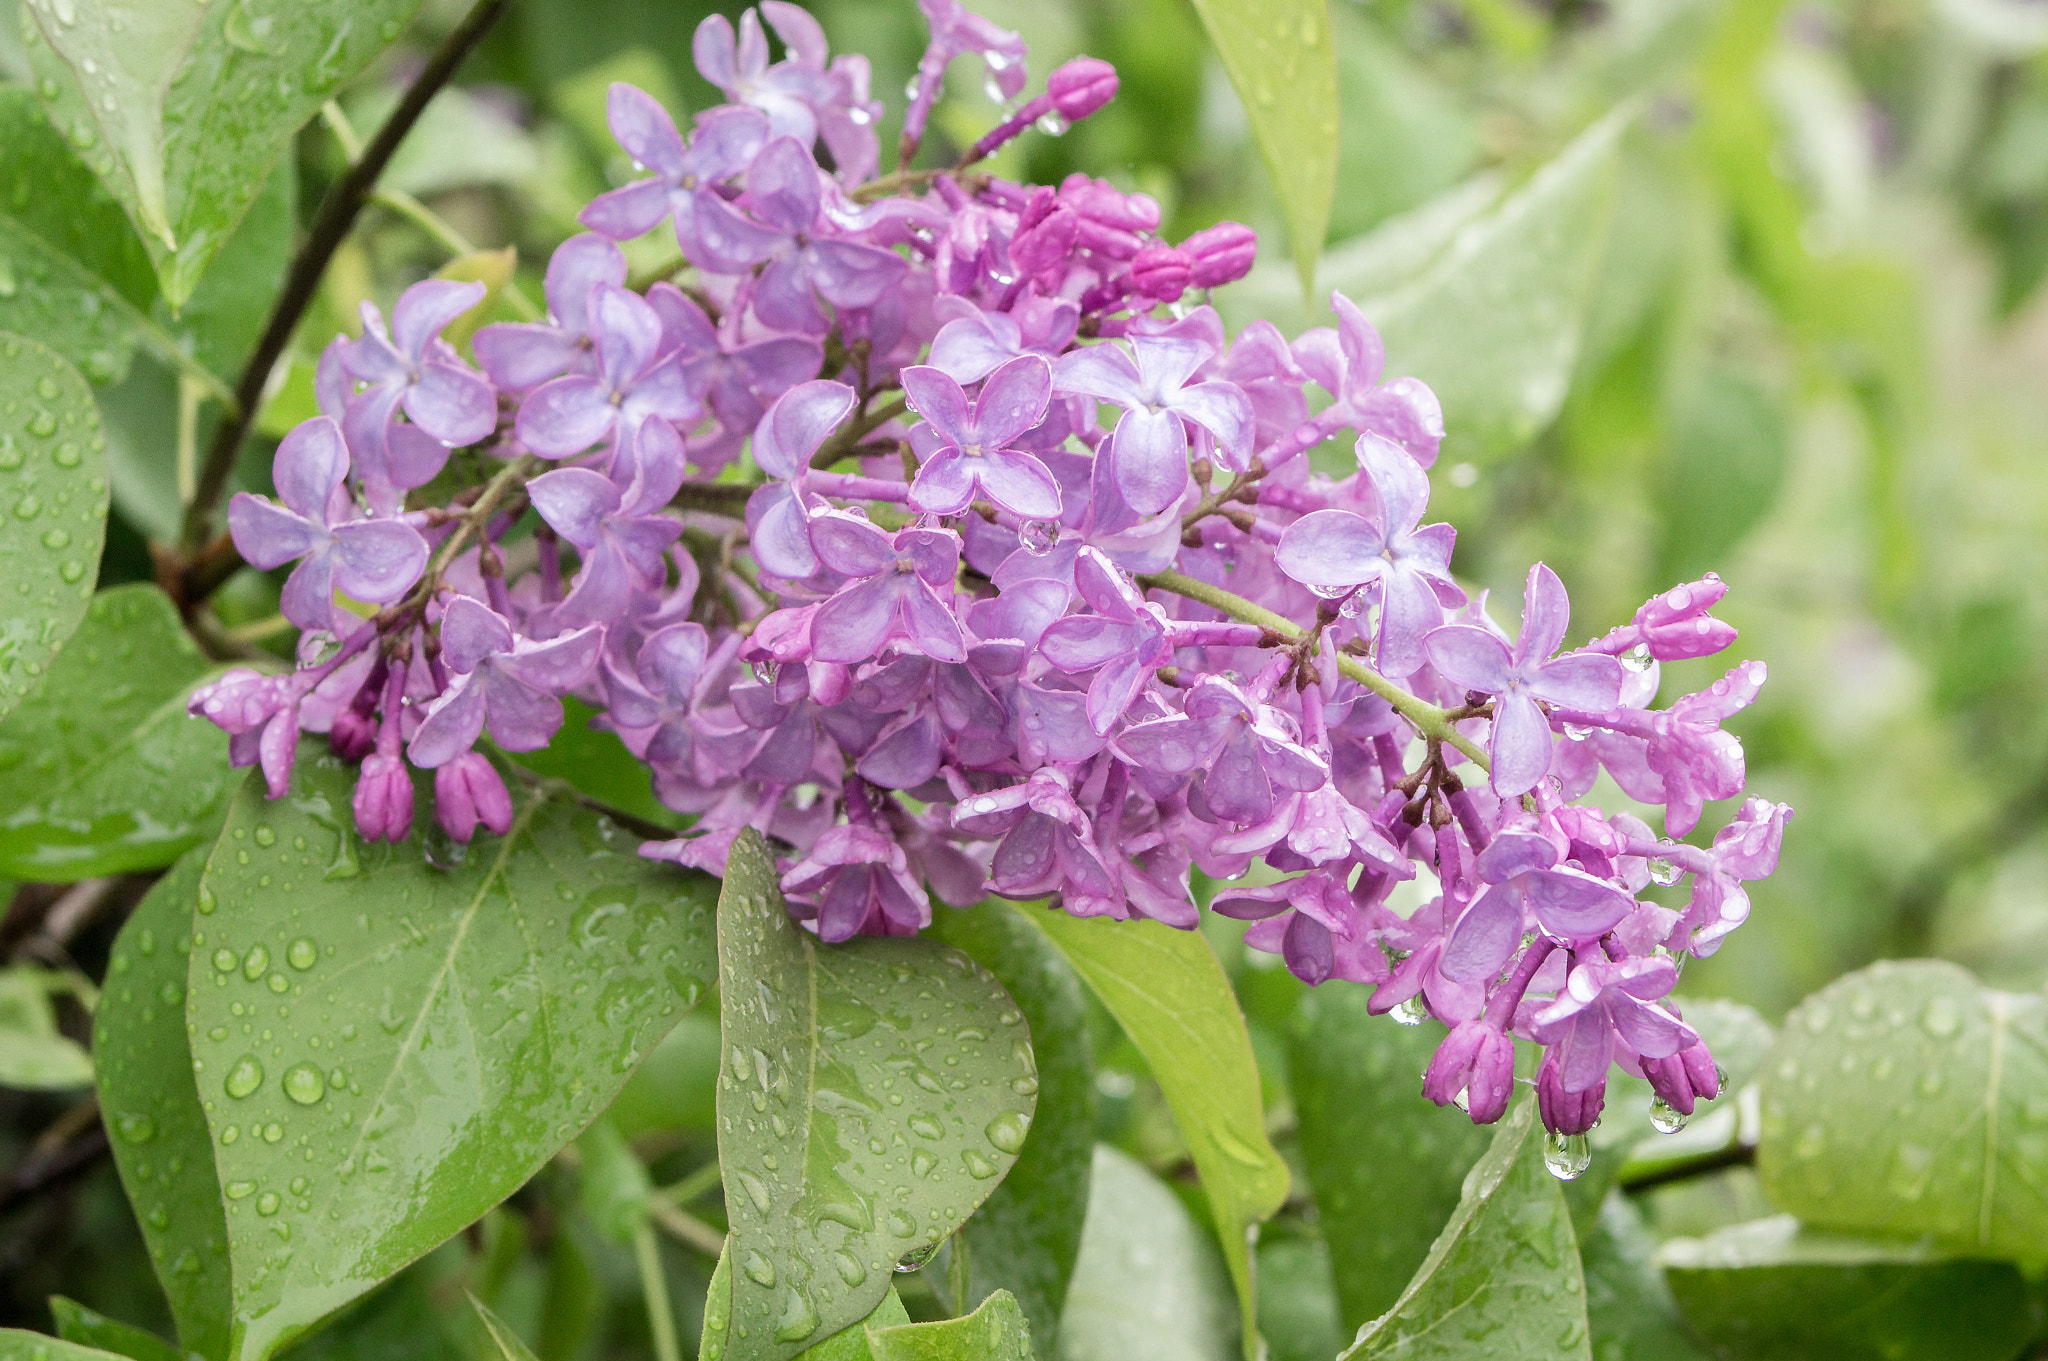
(1183, 220, 1258, 288)
(1047, 57, 1118, 121)
(1536, 1049, 1606, 1136)
(354, 752, 415, 844)
(434, 752, 514, 843)
(1424, 1021, 1517, 1124)
(1281, 911, 1335, 984)
(1633, 573, 1737, 660)
(329, 705, 377, 762)
(1058, 173, 1160, 233)
(1012, 206, 1079, 278)
(1129, 244, 1191, 303)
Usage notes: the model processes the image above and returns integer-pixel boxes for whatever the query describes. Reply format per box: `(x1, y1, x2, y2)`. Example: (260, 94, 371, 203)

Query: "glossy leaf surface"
(0, 584, 233, 881)
(189, 750, 718, 1361)
(0, 966, 93, 1088)
(1018, 907, 1286, 1357)
(928, 902, 1095, 1354)
(866, 1289, 1032, 1361)
(1289, 991, 1491, 1331)
(715, 829, 1036, 1361)
(0, 333, 108, 721)
(1757, 959, 2048, 1257)
(1339, 1101, 1590, 1361)
(48, 1300, 182, 1361)
(0, 1332, 131, 1361)
(94, 849, 232, 1361)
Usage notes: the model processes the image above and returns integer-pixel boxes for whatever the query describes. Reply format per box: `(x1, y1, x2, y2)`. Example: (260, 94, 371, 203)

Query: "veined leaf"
(95, 850, 233, 1361)
(866, 1289, 1033, 1361)
(1757, 959, 2048, 1258)
(1014, 906, 1287, 1360)
(1339, 1101, 1590, 1361)
(189, 749, 718, 1361)
(714, 829, 1036, 1361)
(48, 1299, 184, 1361)
(23, 0, 425, 305)
(1188, 0, 1338, 297)
(0, 584, 235, 881)
(0, 333, 108, 721)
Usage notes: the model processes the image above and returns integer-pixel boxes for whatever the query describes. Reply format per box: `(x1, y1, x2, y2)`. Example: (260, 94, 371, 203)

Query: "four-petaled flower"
(526, 420, 688, 627)
(1036, 547, 1174, 734)
(807, 513, 966, 664)
(408, 599, 604, 767)
(1292, 291, 1445, 466)
(516, 283, 699, 464)
(902, 356, 1061, 520)
(473, 233, 627, 391)
(227, 417, 429, 630)
(341, 279, 495, 451)
(1531, 955, 1697, 1096)
(1114, 676, 1328, 824)
(1438, 829, 1637, 982)
(744, 379, 856, 580)
(579, 89, 771, 252)
(1053, 332, 1253, 516)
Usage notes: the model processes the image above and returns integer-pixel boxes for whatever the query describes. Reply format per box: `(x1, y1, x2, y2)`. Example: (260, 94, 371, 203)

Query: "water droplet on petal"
(1543, 1131, 1591, 1180)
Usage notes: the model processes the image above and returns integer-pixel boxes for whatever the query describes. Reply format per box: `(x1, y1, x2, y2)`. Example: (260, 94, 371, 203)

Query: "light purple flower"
(926, 296, 1078, 385)
(807, 512, 966, 664)
(1053, 334, 1253, 516)
(903, 356, 1060, 520)
(604, 623, 713, 767)
(189, 669, 300, 799)
(515, 284, 698, 462)
(902, 0, 1027, 158)
(1438, 829, 1635, 981)
(579, 90, 772, 253)
(1424, 563, 1624, 797)
(434, 751, 514, 843)
(744, 379, 857, 580)
(527, 421, 687, 627)
(651, 285, 821, 471)
(228, 417, 429, 630)
(1276, 433, 1461, 676)
(341, 279, 495, 449)
(408, 599, 604, 767)
(1292, 291, 1445, 466)
(1037, 547, 1175, 735)
(1532, 955, 1697, 1095)
(725, 136, 907, 335)
(473, 234, 627, 391)
(1665, 796, 1792, 955)
(694, 8, 833, 145)
(782, 821, 931, 941)
(1114, 676, 1327, 824)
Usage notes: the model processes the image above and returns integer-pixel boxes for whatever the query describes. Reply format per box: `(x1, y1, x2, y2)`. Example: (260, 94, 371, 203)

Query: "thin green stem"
(412, 454, 538, 606)
(633, 1222, 684, 1361)
(175, 373, 202, 506)
(1136, 570, 1492, 769)
(648, 1197, 727, 1257)
(659, 1160, 725, 1207)
(946, 1228, 971, 1317)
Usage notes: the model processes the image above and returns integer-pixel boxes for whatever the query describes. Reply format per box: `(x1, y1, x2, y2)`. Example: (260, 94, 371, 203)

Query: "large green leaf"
(1757, 959, 2048, 1257)
(0, 584, 235, 881)
(1186, 0, 1337, 295)
(1658, 1216, 2035, 1361)
(188, 749, 719, 1361)
(865, 1290, 1032, 1361)
(714, 829, 1036, 1361)
(95, 850, 233, 1361)
(1015, 907, 1286, 1359)
(0, 1333, 131, 1361)
(0, 965, 93, 1087)
(702, 1240, 917, 1361)
(23, 0, 425, 305)
(0, 332, 108, 720)
(1254, 1239, 1343, 1361)
(1288, 990, 1491, 1331)
(1055, 1145, 1236, 1361)
(47, 1300, 182, 1361)
(1339, 1100, 1590, 1361)
(1580, 1196, 1708, 1361)
(927, 903, 1095, 1356)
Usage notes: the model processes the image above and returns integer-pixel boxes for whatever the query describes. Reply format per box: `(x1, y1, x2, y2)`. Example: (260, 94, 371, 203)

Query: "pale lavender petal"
(527, 467, 622, 549)
(908, 448, 976, 515)
(507, 625, 605, 692)
(1423, 626, 1514, 694)
(693, 14, 739, 90)
(1357, 378, 1444, 466)
(688, 105, 773, 179)
(590, 284, 663, 392)
(745, 136, 823, 234)
(805, 239, 904, 308)
(755, 379, 855, 477)
(638, 623, 709, 703)
(1607, 995, 1697, 1062)
(1516, 562, 1571, 666)
(1167, 381, 1253, 464)
(1524, 869, 1633, 940)
(751, 253, 827, 334)
(975, 450, 1061, 519)
(580, 179, 674, 240)
(1130, 334, 1209, 395)
(439, 597, 515, 674)
(1275, 509, 1387, 590)
(1474, 828, 1557, 882)
(404, 361, 495, 446)
(1378, 567, 1445, 677)
(517, 376, 616, 457)
(1052, 343, 1146, 408)
(808, 512, 897, 577)
(1110, 405, 1189, 518)
(900, 366, 974, 447)
(558, 542, 637, 625)
(545, 232, 628, 330)
(384, 423, 451, 493)
(607, 83, 688, 175)
(273, 417, 349, 520)
(408, 674, 488, 768)
(1039, 617, 1134, 672)
(973, 355, 1053, 446)
(1489, 690, 1552, 798)
(928, 313, 1021, 384)
(1331, 292, 1387, 391)
(747, 485, 819, 578)
(228, 494, 319, 570)
(1086, 655, 1147, 735)
(479, 667, 567, 752)
(1556, 1008, 1614, 1093)
(1527, 652, 1624, 711)
(857, 711, 943, 789)
(278, 549, 336, 630)
(812, 576, 897, 662)
(329, 520, 429, 602)
(392, 279, 485, 360)
(474, 323, 581, 391)
(899, 583, 967, 663)
(1204, 726, 1274, 822)
(679, 190, 788, 273)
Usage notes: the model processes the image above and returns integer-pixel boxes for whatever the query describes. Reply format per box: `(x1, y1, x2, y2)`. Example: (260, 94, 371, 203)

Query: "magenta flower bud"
(1047, 57, 1118, 121)
(329, 704, 377, 762)
(1536, 1049, 1606, 1136)
(434, 751, 514, 843)
(1183, 221, 1258, 289)
(353, 752, 415, 844)
(1634, 573, 1738, 660)
(1643, 1038, 1723, 1117)
(1128, 244, 1191, 303)
(1425, 1021, 1517, 1124)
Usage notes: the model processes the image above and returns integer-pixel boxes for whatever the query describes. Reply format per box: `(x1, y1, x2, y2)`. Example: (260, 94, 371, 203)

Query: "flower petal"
(900, 365, 974, 447)
(1275, 509, 1387, 590)
(391, 279, 485, 360)
(273, 417, 349, 521)
(408, 674, 488, 768)
(404, 362, 496, 447)
(974, 449, 1062, 520)
(973, 354, 1053, 447)
(228, 494, 319, 571)
(329, 520, 429, 603)
(1423, 625, 1514, 694)
(1109, 405, 1189, 518)
(527, 467, 623, 549)
(1488, 690, 1553, 798)
(517, 376, 616, 457)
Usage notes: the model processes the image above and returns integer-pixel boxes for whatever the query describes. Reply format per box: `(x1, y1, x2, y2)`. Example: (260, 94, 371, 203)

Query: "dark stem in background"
(173, 0, 512, 580)
(1614, 1140, 1756, 1193)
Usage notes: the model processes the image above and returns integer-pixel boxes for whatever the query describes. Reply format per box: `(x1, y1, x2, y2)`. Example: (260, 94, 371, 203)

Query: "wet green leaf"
(152, 161, 293, 383)
(0, 584, 235, 881)
(575, 1118, 652, 1245)
(714, 829, 1036, 1361)
(866, 1289, 1032, 1361)
(928, 903, 1095, 1356)
(1339, 1100, 1590, 1361)
(23, 0, 425, 306)
(0, 965, 93, 1088)
(1015, 907, 1285, 1360)
(1055, 1145, 1236, 1361)
(188, 748, 718, 1361)
(1288, 989, 1491, 1331)
(0, 333, 108, 720)
(1658, 1216, 2036, 1361)
(48, 1299, 182, 1361)
(1254, 1239, 1343, 1361)
(1187, 0, 1337, 295)
(703, 1241, 916, 1361)
(469, 1296, 541, 1361)
(606, 1009, 721, 1137)
(94, 850, 232, 1361)
(1580, 1196, 1708, 1361)
(0, 1331, 132, 1360)
(1757, 959, 2048, 1258)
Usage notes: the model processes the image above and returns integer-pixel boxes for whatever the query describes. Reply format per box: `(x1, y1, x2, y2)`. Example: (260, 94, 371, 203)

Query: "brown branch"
(0, 1098, 108, 1216)
(177, 0, 511, 566)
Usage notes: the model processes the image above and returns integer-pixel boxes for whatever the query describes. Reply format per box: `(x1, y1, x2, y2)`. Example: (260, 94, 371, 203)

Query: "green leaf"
(1186, 0, 1337, 295)
(0, 332, 108, 720)
(0, 965, 93, 1087)
(713, 829, 1036, 1361)
(1288, 988, 1491, 1331)
(1658, 1216, 2036, 1361)
(0, 87, 157, 385)
(94, 849, 233, 1361)
(0, 584, 236, 881)
(606, 1009, 721, 1137)
(1580, 1196, 1709, 1361)
(23, 0, 426, 305)
(1253, 1240, 1343, 1361)
(0, 1331, 132, 1360)
(575, 1117, 652, 1245)
(1013, 907, 1286, 1360)
(1055, 1145, 1237, 1361)
(1656, 364, 1790, 583)
(1757, 959, 2048, 1257)
(47, 1300, 182, 1361)
(188, 749, 719, 1361)
(866, 1289, 1033, 1361)
(800, 1291, 910, 1361)
(1339, 1100, 1590, 1361)
(1614, 997, 1775, 1187)
(152, 161, 294, 382)
(469, 1296, 542, 1361)
(510, 696, 680, 831)
(703, 1244, 918, 1361)
(927, 903, 1095, 1355)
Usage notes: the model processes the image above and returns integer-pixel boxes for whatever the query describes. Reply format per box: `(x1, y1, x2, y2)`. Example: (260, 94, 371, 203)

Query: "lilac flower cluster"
(188, 1, 1791, 1140)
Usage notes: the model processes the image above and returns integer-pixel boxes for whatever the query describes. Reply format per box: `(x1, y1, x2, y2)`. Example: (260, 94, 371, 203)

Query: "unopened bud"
(1047, 57, 1118, 121)
(1129, 243, 1191, 302)
(1183, 220, 1258, 288)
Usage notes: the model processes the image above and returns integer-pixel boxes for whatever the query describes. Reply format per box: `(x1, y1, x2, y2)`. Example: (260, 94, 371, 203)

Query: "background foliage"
(4, 0, 2048, 1355)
